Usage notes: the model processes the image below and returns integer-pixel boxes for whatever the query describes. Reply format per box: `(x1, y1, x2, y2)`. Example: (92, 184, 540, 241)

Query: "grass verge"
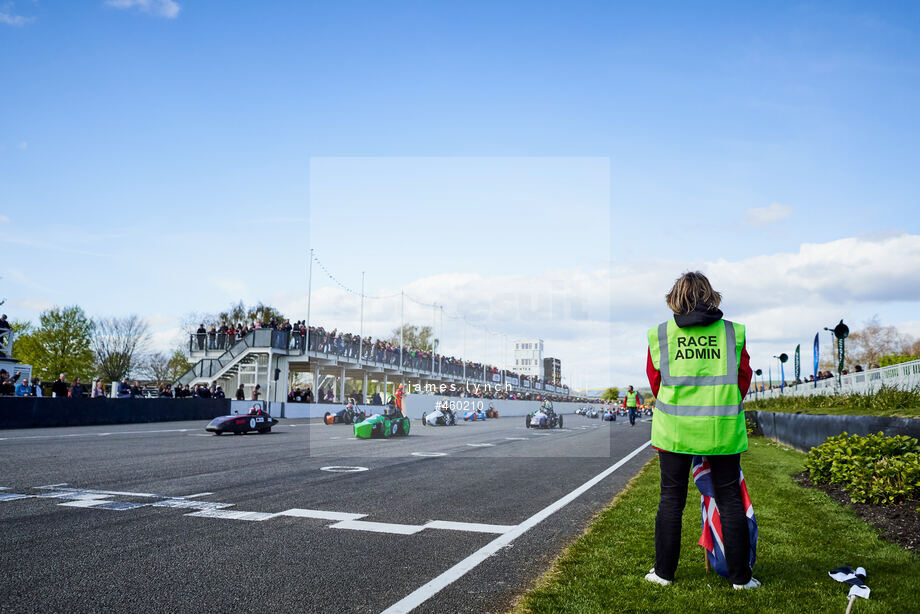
(512, 438, 920, 614)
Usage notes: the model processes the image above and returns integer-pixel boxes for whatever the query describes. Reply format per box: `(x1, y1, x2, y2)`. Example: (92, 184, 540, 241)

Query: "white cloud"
(104, 0, 180, 19)
(0, 6, 34, 27)
(746, 202, 792, 227)
(279, 233, 920, 387)
(0, 215, 9, 223)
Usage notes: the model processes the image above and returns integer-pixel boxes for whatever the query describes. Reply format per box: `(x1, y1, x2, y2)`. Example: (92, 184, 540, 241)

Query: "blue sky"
(2, 1, 920, 387)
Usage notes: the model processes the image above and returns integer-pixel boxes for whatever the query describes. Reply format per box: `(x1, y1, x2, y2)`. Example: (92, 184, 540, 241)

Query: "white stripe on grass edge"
(380, 439, 652, 614)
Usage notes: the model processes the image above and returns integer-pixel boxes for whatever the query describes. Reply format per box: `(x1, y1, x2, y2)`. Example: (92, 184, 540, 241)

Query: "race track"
(0, 412, 654, 613)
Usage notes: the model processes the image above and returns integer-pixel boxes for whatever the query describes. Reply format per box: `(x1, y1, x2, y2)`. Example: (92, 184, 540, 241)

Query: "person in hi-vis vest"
(643, 271, 760, 590)
(622, 385, 641, 426)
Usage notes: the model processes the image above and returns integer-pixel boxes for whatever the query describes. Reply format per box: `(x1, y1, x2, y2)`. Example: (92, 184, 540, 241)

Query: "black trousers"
(655, 450, 752, 585)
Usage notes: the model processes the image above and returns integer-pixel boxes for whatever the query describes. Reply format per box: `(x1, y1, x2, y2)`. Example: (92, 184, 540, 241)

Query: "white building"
(513, 338, 544, 378)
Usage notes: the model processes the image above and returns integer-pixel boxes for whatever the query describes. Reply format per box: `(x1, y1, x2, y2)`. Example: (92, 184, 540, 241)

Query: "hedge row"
(804, 432, 920, 505)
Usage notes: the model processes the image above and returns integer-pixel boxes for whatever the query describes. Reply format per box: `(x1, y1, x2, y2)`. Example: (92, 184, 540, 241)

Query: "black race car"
(206, 407, 278, 435)
(324, 401, 367, 425)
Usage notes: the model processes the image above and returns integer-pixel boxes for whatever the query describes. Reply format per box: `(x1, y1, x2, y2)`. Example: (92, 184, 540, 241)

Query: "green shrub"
(746, 416, 757, 435)
(805, 432, 920, 504)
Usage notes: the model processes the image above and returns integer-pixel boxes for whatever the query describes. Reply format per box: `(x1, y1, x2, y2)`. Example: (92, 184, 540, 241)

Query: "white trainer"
(733, 577, 762, 590)
(644, 568, 672, 586)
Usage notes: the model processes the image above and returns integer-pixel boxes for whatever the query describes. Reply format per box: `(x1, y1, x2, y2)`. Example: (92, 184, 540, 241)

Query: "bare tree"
(141, 349, 193, 386)
(92, 315, 151, 382)
(847, 315, 914, 368)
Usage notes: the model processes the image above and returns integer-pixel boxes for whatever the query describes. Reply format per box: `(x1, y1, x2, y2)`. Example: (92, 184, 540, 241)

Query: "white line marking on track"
(320, 466, 368, 473)
(186, 509, 278, 521)
(411, 452, 447, 457)
(422, 520, 513, 534)
(504, 437, 528, 441)
(380, 439, 653, 614)
(331, 520, 424, 535)
(0, 429, 192, 441)
(277, 509, 365, 521)
(465, 443, 494, 447)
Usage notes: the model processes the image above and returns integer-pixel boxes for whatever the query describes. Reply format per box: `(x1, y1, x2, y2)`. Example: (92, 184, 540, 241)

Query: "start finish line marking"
(0, 484, 515, 536)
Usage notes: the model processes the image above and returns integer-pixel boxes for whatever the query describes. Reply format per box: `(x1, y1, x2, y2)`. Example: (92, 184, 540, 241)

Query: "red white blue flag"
(692, 456, 758, 578)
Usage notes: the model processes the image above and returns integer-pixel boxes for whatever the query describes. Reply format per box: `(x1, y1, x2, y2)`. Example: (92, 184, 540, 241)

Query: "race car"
(463, 408, 487, 421)
(422, 399, 456, 426)
(586, 408, 599, 419)
(526, 402, 563, 429)
(324, 400, 366, 425)
(354, 412, 411, 438)
(485, 404, 499, 419)
(602, 408, 616, 421)
(206, 406, 278, 435)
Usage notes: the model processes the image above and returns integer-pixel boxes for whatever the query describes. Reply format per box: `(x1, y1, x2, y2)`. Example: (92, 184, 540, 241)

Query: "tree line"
(12, 306, 190, 385)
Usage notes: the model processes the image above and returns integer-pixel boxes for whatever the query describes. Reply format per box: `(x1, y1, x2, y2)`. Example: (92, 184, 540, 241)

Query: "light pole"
(773, 353, 788, 393)
(306, 248, 313, 352)
(824, 320, 849, 386)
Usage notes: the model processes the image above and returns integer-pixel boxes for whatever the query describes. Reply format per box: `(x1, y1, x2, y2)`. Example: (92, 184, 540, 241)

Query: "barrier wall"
(749, 410, 920, 452)
(0, 398, 232, 429)
(0, 395, 604, 428)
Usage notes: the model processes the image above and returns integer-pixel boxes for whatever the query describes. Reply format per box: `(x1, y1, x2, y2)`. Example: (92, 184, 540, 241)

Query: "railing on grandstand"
(184, 329, 569, 395)
(747, 356, 920, 399)
(0, 329, 13, 360)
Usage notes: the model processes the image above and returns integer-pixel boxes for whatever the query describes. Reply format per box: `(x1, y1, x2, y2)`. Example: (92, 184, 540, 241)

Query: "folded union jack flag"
(692, 456, 758, 578)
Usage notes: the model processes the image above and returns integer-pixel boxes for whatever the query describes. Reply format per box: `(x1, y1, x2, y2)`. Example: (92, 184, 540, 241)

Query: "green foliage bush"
(746, 417, 757, 435)
(805, 432, 920, 504)
(746, 385, 920, 414)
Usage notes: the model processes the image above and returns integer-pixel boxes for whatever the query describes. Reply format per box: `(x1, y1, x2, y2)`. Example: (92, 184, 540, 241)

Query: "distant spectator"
(372, 391, 381, 405)
(15, 377, 33, 397)
(117, 377, 131, 398)
(51, 373, 69, 398)
(159, 385, 173, 398)
(31, 377, 43, 397)
(131, 380, 143, 398)
(0, 369, 20, 396)
(305, 387, 314, 403)
(69, 377, 85, 398)
(235, 384, 245, 401)
(196, 324, 206, 350)
(91, 379, 106, 398)
(183, 384, 191, 398)
(854, 365, 864, 372)
(251, 384, 261, 401)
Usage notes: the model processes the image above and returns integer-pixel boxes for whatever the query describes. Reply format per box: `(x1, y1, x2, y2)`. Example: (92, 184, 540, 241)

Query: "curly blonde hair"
(665, 271, 722, 315)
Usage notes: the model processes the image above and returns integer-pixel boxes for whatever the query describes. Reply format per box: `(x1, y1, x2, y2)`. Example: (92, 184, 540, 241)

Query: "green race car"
(353, 413, 411, 439)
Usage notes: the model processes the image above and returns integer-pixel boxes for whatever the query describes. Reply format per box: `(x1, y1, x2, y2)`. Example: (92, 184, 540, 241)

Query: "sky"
(2, 0, 920, 390)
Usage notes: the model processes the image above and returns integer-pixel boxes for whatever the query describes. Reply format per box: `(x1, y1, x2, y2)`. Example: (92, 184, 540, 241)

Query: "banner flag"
(794, 344, 801, 383)
(837, 337, 846, 374)
(813, 333, 820, 388)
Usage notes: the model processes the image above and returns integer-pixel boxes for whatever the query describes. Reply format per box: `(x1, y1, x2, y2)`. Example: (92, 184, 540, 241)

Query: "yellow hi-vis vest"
(647, 318, 748, 455)
(626, 392, 640, 407)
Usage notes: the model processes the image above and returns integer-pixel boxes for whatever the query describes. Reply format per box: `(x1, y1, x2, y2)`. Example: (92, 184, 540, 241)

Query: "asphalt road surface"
(0, 411, 654, 613)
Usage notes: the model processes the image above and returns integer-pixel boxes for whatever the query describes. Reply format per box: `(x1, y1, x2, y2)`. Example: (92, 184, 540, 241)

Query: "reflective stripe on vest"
(655, 401, 742, 417)
(657, 320, 738, 387)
